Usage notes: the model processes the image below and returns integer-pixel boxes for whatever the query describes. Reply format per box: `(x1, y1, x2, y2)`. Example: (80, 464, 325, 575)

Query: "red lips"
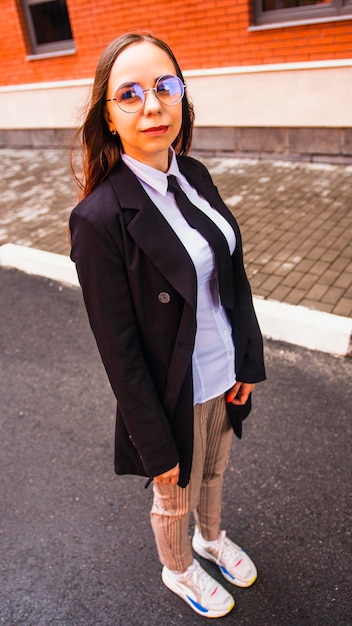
(142, 125, 169, 134)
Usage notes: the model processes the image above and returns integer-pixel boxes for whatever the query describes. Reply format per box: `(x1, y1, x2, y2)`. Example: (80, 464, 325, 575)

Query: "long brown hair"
(72, 33, 194, 198)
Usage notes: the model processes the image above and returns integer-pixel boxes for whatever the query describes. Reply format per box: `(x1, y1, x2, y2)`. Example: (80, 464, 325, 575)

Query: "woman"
(70, 32, 265, 619)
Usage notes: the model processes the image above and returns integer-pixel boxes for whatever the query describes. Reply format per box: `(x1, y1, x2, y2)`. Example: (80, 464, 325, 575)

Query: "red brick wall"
(1, 0, 351, 86)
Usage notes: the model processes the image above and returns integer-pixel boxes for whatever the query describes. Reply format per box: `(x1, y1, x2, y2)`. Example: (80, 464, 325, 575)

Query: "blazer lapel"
(177, 157, 241, 238)
(109, 163, 197, 308)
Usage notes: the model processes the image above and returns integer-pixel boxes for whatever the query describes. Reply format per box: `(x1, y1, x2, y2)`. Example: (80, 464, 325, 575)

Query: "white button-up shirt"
(122, 151, 236, 404)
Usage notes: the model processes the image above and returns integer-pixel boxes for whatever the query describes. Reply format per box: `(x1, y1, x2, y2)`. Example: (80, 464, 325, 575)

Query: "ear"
(104, 106, 113, 131)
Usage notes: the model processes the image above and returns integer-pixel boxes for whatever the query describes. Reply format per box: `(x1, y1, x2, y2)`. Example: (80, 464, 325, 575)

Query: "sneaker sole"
(192, 537, 257, 588)
(162, 567, 235, 618)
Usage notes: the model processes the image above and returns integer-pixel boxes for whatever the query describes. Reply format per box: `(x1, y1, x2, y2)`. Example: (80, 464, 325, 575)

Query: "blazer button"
(158, 292, 171, 304)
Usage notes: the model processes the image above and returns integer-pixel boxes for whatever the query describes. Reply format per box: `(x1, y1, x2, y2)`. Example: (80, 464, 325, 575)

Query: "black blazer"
(70, 155, 265, 487)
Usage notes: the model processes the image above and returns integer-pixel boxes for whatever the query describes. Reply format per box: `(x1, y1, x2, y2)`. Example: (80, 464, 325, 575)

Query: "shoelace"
(215, 531, 242, 567)
(186, 561, 217, 594)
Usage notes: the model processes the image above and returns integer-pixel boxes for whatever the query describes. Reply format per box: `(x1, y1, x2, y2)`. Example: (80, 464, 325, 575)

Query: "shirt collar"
(122, 149, 181, 196)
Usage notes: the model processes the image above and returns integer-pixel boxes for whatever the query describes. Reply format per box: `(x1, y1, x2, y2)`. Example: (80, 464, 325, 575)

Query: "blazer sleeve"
(69, 197, 180, 479)
(237, 306, 266, 383)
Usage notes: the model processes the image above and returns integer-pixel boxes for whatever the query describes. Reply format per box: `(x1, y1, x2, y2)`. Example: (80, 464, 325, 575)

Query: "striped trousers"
(150, 394, 234, 572)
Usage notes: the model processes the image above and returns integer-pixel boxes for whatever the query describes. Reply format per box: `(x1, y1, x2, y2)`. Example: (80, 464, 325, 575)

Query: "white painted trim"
(189, 65, 352, 126)
(0, 78, 93, 93)
(1, 63, 351, 127)
(1, 244, 351, 356)
(183, 58, 352, 77)
(1, 57, 352, 95)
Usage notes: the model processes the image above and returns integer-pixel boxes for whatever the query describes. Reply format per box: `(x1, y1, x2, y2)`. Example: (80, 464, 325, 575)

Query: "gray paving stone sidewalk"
(1, 148, 351, 318)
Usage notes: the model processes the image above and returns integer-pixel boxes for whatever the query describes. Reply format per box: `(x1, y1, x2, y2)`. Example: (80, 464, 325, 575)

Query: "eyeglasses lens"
(115, 75, 184, 112)
(115, 83, 144, 112)
(156, 75, 184, 105)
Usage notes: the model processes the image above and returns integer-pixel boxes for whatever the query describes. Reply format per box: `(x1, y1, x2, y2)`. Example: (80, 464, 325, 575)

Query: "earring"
(110, 129, 117, 135)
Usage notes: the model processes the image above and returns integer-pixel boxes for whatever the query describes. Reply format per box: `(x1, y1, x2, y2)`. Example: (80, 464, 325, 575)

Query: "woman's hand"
(154, 463, 180, 486)
(227, 382, 255, 405)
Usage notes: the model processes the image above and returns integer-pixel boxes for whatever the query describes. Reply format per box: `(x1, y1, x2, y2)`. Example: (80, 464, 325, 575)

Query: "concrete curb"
(253, 296, 351, 358)
(1, 243, 351, 358)
(0, 243, 79, 288)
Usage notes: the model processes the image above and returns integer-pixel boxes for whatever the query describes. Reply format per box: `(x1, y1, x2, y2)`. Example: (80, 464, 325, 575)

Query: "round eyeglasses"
(106, 74, 186, 113)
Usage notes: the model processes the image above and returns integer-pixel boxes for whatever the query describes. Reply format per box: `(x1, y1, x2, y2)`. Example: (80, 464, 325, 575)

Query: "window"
(22, 0, 74, 55)
(253, 0, 352, 26)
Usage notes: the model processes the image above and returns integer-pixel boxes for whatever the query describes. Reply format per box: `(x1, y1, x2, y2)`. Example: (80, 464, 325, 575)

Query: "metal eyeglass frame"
(105, 74, 186, 113)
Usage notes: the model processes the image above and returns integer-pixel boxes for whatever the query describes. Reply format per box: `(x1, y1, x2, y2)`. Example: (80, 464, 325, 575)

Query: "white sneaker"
(192, 526, 257, 588)
(162, 559, 235, 618)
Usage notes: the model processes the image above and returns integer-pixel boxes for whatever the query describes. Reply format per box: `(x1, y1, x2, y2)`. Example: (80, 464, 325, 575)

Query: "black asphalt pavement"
(1, 267, 351, 626)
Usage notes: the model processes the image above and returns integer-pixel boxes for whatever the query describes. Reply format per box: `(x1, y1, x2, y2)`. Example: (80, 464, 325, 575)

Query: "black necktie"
(167, 175, 234, 309)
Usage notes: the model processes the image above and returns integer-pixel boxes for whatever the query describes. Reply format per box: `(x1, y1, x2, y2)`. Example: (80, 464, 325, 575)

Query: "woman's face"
(105, 41, 183, 172)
